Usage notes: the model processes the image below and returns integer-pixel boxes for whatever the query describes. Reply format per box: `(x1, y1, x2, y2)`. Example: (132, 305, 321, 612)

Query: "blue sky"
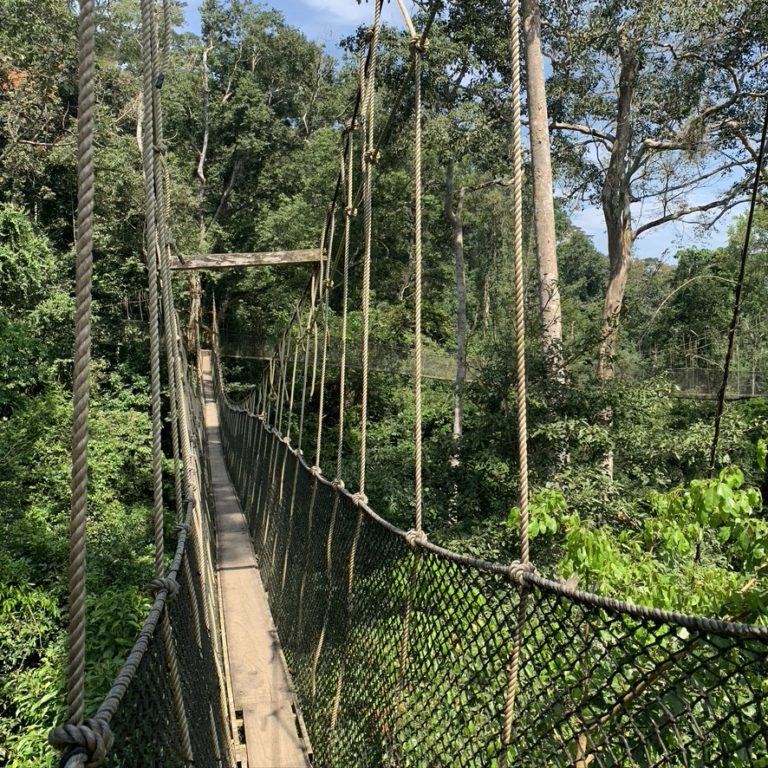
(181, 0, 746, 260)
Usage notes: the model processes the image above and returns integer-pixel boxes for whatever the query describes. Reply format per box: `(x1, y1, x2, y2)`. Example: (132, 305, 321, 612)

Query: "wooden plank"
(200, 351, 311, 768)
(171, 249, 322, 270)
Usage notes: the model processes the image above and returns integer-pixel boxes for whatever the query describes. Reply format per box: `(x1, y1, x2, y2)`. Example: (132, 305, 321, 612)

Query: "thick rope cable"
(502, 0, 531, 755)
(65, 0, 96, 732)
(412, 38, 425, 534)
(139, 0, 165, 590)
(357, 0, 383, 500)
(146, 0, 193, 757)
(708, 95, 768, 475)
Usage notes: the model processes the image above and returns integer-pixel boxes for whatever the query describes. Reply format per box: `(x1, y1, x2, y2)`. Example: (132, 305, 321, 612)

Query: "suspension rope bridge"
(47, 1, 768, 766)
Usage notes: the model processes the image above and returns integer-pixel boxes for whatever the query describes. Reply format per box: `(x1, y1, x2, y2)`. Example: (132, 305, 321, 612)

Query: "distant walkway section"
(201, 352, 311, 768)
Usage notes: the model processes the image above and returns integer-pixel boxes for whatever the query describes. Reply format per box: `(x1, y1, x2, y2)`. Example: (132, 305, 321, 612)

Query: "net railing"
(212, 347, 768, 768)
(53, 353, 232, 767)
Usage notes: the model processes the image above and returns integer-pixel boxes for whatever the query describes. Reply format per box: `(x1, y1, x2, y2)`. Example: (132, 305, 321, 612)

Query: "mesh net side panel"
(219, 407, 768, 768)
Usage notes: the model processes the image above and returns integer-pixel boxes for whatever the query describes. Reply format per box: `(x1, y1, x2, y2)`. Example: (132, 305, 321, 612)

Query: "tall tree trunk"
(596, 31, 639, 477)
(597, 31, 638, 383)
(445, 159, 467, 444)
(522, 0, 563, 381)
(189, 44, 213, 353)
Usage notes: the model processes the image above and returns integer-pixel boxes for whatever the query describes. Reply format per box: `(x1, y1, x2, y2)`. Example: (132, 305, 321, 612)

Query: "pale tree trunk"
(189, 44, 213, 353)
(522, 0, 564, 382)
(596, 31, 639, 477)
(445, 159, 467, 445)
(445, 159, 466, 524)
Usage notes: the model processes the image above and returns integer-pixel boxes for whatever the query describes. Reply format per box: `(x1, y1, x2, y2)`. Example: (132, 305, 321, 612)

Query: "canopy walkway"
(48, 1, 768, 766)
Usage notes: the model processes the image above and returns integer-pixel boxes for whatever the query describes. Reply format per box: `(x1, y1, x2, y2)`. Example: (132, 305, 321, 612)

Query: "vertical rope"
(66, 0, 96, 728)
(147, 0, 193, 757)
(412, 40, 425, 534)
(335, 112, 356, 484)
(314, 206, 336, 472)
(139, 0, 165, 588)
(395, 39, 427, 740)
(502, 0, 530, 755)
(358, 0, 383, 499)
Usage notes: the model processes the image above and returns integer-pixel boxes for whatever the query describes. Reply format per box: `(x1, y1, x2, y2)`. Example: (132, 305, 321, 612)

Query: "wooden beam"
(171, 249, 322, 270)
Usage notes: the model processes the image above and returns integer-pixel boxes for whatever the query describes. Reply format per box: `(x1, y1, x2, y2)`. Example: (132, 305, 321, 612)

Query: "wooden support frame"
(171, 249, 322, 271)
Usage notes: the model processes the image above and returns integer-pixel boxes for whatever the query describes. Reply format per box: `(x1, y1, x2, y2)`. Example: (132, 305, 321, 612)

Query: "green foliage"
(508, 466, 767, 622)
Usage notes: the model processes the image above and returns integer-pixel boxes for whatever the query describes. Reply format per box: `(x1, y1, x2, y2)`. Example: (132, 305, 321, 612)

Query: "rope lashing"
(149, 576, 181, 600)
(49, 719, 114, 768)
(404, 528, 428, 549)
(505, 559, 535, 586)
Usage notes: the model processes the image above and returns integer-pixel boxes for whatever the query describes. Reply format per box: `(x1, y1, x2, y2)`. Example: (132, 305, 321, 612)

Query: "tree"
(522, 0, 564, 381)
(541, 0, 767, 382)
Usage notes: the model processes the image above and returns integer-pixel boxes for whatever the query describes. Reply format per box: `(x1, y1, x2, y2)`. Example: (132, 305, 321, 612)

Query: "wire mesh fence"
(215, 352, 768, 768)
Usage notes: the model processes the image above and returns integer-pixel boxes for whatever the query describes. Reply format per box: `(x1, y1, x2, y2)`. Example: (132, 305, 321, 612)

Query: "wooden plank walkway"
(201, 352, 311, 768)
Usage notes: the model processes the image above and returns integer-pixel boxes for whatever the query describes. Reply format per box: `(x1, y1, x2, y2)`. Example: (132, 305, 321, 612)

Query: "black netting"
(70, 361, 233, 768)
(216, 367, 768, 768)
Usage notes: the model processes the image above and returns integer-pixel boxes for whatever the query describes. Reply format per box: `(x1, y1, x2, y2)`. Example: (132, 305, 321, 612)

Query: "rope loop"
(505, 560, 535, 586)
(404, 529, 428, 549)
(49, 718, 114, 768)
(149, 576, 180, 600)
(352, 492, 368, 507)
(268, 392, 278, 402)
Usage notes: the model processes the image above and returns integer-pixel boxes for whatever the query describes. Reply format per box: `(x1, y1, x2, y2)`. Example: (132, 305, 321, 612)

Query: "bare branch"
(633, 191, 749, 239)
(551, 121, 615, 145)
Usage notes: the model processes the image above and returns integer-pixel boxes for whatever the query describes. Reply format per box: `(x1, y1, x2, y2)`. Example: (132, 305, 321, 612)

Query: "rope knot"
(404, 529, 428, 549)
(409, 37, 428, 54)
(257, 411, 266, 421)
(324, 279, 334, 290)
(345, 206, 357, 219)
(505, 560, 535, 586)
(149, 576, 180, 600)
(332, 478, 345, 490)
(364, 149, 380, 166)
(352, 492, 368, 507)
(281, 435, 291, 445)
(49, 718, 114, 767)
(174, 522, 190, 536)
(268, 392, 278, 402)
(310, 464, 322, 477)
